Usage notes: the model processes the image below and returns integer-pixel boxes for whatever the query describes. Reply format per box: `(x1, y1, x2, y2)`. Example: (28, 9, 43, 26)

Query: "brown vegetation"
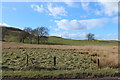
(2, 42, 119, 68)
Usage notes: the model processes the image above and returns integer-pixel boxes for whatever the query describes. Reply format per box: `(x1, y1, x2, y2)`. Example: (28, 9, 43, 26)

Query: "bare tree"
(24, 27, 32, 34)
(19, 28, 31, 43)
(86, 33, 95, 40)
(24, 27, 34, 43)
(34, 27, 49, 44)
(19, 31, 28, 43)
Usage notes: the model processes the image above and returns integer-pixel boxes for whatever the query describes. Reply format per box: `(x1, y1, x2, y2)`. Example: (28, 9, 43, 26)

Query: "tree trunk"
(38, 36, 39, 44)
(31, 37, 32, 44)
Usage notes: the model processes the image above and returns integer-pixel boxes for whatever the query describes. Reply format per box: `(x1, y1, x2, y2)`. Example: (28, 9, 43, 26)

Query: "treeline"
(1, 26, 49, 44)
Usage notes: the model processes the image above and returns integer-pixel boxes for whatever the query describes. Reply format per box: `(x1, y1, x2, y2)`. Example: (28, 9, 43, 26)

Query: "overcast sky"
(0, 1, 118, 40)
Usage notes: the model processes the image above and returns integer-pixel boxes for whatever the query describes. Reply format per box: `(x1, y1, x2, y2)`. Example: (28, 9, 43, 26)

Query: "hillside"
(1, 26, 119, 46)
(1, 26, 119, 79)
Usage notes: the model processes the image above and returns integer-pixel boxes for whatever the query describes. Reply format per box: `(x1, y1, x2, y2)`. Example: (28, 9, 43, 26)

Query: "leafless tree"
(34, 27, 49, 44)
(19, 28, 31, 43)
(19, 31, 28, 43)
(86, 33, 95, 40)
(24, 27, 34, 43)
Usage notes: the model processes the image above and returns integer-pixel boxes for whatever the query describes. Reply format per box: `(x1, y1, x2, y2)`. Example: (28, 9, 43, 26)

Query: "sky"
(0, 1, 118, 40)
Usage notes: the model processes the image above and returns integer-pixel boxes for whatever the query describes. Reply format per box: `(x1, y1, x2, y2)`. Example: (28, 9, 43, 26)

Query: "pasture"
(2, 42, 120, 79)
(2, 48, 97, 70)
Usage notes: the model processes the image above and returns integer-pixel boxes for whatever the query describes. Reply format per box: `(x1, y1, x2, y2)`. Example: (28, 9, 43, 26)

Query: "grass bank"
(2, 68, 119, 79)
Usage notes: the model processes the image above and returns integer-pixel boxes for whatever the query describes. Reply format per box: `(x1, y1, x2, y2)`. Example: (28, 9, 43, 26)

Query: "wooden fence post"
(98, 58, 100, 69)
(26, 54, 29, 66)
(90, 57, 92, 69)
(54, 56, 56, 66)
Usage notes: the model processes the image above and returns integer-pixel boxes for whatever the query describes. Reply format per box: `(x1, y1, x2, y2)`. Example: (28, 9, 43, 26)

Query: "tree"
(86, 33, 95, 40)
(34, 27, 49, 44)
(19, 28, 31, 43)
(19, 31, 28, 43)
(24, 27, 33, 44)
(24, 27, 32, 34)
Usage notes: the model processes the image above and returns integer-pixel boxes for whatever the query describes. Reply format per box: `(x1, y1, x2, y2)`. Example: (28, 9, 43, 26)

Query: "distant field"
(3, 26, 118, 46)
(47, 36, 119, 46)
(7, 34, 119, 46)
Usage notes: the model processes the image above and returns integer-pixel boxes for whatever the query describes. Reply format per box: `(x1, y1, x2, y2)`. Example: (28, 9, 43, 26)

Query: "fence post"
(98, 58, 100, 69)
(26, 54, 29, 66)
(90, 57, 92, 69)
(54, 56, 56, 66)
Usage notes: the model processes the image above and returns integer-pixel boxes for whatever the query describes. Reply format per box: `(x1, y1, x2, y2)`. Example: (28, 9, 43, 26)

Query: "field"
(2, 42, 120, 79)
(2, 48, 97, 70)
(2, 26, 118, 46)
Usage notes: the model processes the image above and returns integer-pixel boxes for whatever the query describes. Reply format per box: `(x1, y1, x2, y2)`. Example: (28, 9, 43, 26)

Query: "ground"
(1, 42, 120, 79)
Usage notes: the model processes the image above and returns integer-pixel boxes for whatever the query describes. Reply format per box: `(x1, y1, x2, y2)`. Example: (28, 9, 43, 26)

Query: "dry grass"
(2, 42, 119, 68)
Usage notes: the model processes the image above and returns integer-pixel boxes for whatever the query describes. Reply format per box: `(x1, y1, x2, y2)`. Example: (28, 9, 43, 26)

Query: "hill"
(1, 26, 22, 31)
(1, 26, 119, 46)
(1, 26, 119, 79)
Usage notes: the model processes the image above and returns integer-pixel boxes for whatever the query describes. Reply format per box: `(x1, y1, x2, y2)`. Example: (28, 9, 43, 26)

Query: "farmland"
(1, 25, 120, 79)
(1, 26, 119, 46)
(1, 1, 119, 79)
(2, 42, 120, 79)
(2, 48, 97, 70)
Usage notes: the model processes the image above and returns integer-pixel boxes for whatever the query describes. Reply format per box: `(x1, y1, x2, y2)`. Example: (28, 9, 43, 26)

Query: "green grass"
(3, 48, 119, 78)
(2, 27, 119, 79)
(2, 48, 97, 70)
(4, 27, 119, 46)
(2, 68, 119, 78)
(47, 36, 118, 45)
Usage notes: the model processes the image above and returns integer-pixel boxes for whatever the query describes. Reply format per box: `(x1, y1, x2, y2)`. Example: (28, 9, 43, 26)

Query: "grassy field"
(3, 68, 119, 79)
(3, 26, 118, 46)
(2, 41, 119, 68)
(2, 48, 97, 70)
(8, 35, 119, 46)
(48, 36, 119, 46)
(1, 27, 120, 79)
(2, 43, 120, 79)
